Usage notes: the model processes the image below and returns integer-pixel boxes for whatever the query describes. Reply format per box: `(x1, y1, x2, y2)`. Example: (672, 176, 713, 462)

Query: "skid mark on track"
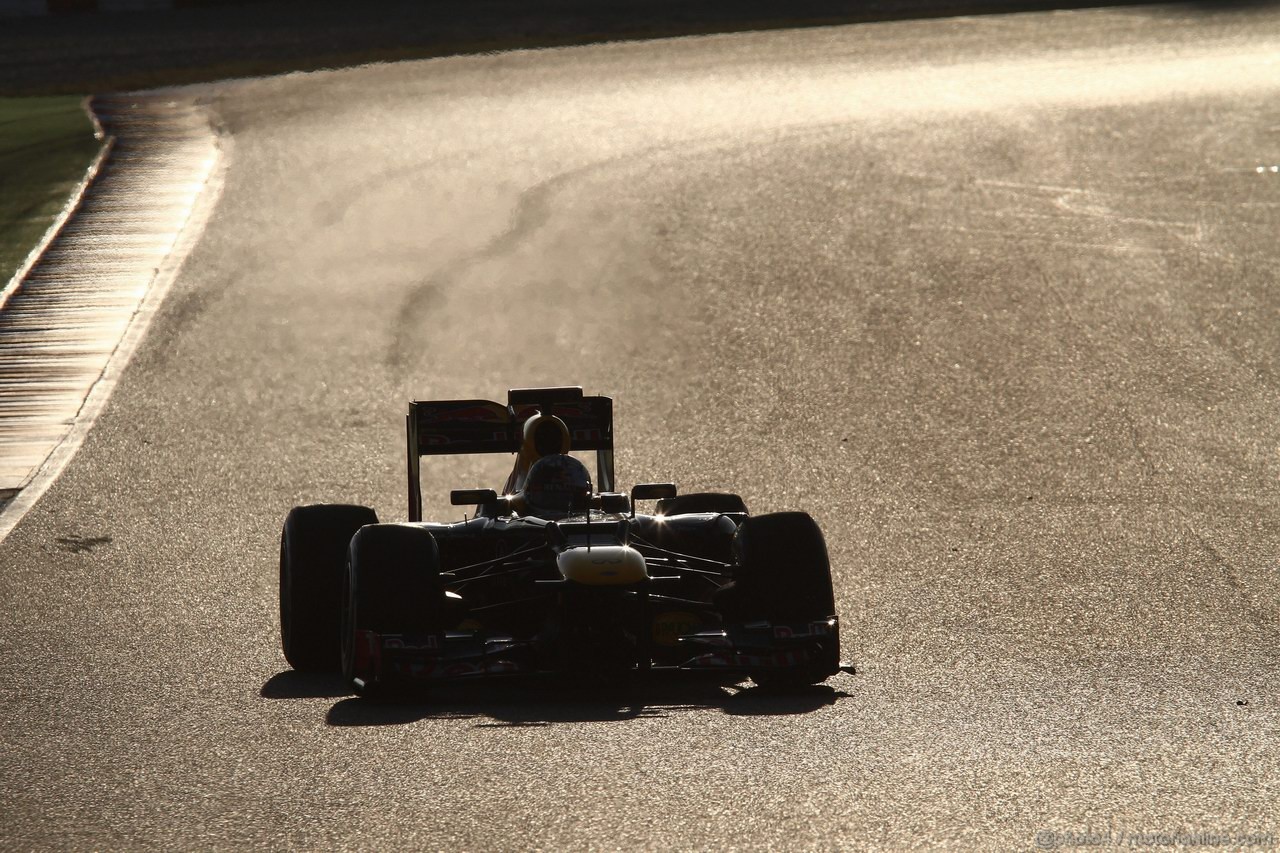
(385, 165, 572, 369)
(311, 159, 434, 229)
(376, 35, 1280, 368)
(53, 534, 111, 554)
(1181, 521, 1279, 637)
(382, 115, 946, 369)
(916, 223, 1170, 255)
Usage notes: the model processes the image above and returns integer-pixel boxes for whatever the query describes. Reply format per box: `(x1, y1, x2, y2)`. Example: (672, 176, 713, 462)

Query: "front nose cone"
(557, 545, 648, 585)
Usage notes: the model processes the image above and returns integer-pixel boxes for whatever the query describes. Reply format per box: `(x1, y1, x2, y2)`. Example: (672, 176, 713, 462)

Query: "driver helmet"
(517, 454, 593, 519)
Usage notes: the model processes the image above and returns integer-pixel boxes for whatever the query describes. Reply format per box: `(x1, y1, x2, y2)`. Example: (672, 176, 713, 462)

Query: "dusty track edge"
(0, 97, 228, 542)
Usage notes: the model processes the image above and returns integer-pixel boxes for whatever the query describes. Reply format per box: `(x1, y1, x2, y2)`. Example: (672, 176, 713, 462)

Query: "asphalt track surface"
(3, 4, 1280, 849)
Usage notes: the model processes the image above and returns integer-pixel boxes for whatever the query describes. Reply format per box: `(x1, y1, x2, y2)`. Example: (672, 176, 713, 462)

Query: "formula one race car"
(279, 386, 851, 695)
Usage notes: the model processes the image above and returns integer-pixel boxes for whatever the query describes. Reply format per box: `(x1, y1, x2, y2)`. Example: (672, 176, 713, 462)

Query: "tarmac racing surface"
(2, 4, 1280, 849)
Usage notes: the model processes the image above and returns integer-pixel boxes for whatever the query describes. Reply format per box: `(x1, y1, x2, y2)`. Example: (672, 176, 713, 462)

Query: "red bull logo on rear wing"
(411, 394, 613, 456)
(413, 399, 517, 454)
(405, 388, 615, 520)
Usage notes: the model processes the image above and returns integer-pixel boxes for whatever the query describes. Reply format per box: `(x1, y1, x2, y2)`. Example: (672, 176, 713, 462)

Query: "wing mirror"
(451, 488, 497, 506)
(629, 483, 677, 517)
(597, 492, 630, 515)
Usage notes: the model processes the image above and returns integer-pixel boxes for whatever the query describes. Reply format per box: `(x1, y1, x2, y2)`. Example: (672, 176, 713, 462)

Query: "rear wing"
(406, 386, 614, 520)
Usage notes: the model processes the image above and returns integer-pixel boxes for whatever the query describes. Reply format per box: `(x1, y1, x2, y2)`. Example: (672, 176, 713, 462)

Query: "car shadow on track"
(260, 670, 354, 700)
(258, 671, 854, 727)
(325, 682, 852, 727)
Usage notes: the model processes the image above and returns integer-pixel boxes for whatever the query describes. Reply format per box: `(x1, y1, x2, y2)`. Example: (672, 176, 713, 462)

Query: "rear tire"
(341, 524, 443, 695)
(280, 504, 378, 672)
(716, 512, 839, 687)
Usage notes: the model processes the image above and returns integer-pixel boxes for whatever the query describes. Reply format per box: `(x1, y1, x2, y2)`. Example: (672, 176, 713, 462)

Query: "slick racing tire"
(280, 504, 378, 672)
(718, 512, 840, 687)
(655, 492, 748, 516)
(342, 524, 443, 696)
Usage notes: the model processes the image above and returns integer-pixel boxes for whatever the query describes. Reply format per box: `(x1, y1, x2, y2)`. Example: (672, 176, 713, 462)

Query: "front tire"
(280, 504, 378, 672)
(341, 524, 444, 695)
(717, 512, 840, 687)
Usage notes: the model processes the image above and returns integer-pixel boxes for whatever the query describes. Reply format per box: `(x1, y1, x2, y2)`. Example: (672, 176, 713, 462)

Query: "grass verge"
(0, 97, 100, 288)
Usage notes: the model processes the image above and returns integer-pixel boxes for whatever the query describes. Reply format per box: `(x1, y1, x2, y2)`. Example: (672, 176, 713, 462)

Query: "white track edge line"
(0, 108, 229, 544)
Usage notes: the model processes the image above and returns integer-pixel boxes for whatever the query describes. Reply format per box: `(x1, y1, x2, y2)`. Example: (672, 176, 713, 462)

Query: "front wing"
(351, 617, 853, 692)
